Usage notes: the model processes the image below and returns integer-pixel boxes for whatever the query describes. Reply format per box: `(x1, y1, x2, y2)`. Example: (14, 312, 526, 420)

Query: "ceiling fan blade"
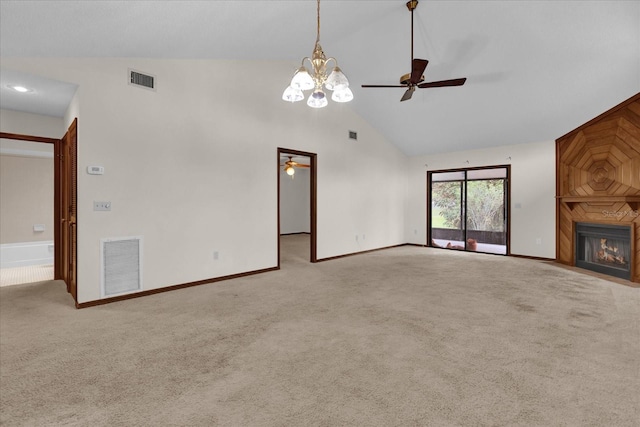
(361, 84, 407, 88)
(410, 59, 428, 84)
(400, 87, 415, 102)
(283, 160, 311, 168)
(418, 78, 467, 89)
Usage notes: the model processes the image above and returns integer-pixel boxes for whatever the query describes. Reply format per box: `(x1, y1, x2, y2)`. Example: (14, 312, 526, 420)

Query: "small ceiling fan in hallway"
(361, 0, 467, 102)
(281, 156, 310, 177)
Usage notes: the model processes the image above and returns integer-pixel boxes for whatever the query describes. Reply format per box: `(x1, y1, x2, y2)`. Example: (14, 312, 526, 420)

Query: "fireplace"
(575, 223, 631, 280)
(556, 93, 640, 284)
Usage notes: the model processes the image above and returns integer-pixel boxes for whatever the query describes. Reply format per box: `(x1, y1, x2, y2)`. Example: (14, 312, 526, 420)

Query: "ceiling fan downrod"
(407, 0, 419, 69)
(400, 0, 423, 86)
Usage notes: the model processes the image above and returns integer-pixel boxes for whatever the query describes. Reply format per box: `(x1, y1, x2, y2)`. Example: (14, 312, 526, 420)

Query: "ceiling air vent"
(128, 69, 156, 91)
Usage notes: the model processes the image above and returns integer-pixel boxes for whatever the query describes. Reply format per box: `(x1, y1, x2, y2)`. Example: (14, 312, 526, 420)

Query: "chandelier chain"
(316, 0, 321, 44)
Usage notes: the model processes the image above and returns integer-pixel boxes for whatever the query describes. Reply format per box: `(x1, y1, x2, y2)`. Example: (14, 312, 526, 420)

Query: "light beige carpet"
(1, 235, 638, 426)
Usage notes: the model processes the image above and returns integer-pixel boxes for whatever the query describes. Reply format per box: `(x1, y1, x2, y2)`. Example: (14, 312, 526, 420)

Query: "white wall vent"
(101, 236, 142, 297)
(128, 69, 156, 91)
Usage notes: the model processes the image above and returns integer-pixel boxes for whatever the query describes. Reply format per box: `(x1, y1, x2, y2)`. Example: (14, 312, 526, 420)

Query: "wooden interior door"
(67, 119, 77, 300)
(58, 119, 78, 302)
(59, 130, 69, 287)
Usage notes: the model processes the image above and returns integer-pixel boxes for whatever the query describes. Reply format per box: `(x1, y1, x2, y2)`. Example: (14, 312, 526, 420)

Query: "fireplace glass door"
(575, 222, 631, 280)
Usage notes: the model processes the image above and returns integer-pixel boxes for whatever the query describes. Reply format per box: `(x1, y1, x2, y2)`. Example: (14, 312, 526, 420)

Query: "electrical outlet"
(362, 234, 365, 240)
(355, 235, 358, 241)
(213, 251, 219, 260)
(94, 201, 111, 211)
(536, 238, 542, 245)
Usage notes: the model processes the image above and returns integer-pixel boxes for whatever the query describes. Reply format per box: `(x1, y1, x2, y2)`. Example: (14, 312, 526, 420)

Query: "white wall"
(280, 167, 310, 234)
(2, 58, 407, 303)
(406, 140, 556, 258)
(0, 109, 66, 137)
(0, 153, 54, 244)
(2, 60, 558, 304)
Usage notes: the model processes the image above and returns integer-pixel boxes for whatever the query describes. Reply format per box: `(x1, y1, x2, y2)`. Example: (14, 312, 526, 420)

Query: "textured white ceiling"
(1, 0, 639, 156)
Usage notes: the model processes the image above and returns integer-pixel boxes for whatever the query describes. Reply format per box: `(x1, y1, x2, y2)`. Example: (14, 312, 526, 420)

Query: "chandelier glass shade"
(282, 0, 352, 108)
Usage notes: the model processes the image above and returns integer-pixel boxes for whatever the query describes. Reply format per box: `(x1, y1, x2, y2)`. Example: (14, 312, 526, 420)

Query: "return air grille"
(101, 236, 142, 297)
(129, 69, 156, 90)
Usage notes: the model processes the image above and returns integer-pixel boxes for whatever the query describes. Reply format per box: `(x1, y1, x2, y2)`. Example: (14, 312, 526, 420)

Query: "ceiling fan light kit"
(361, 0, 467, 102)
(282, 0, 353, 108)
(281, 156, 310, 178)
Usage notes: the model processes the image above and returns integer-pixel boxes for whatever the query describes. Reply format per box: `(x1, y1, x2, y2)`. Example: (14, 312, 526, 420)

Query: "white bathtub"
(0, 241, 54, 268)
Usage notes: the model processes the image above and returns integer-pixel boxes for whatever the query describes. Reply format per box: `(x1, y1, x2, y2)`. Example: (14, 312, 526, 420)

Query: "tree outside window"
(433, 179, 504, 232)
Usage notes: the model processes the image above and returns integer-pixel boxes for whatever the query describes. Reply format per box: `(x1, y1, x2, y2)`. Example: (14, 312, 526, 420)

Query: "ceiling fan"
(281, 156, 310, 177)
(361, 0, 467, 102)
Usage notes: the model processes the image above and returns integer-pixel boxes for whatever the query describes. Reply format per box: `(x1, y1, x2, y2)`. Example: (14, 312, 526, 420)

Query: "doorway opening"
(0, 138, 55, 286)
(428, 165, 510, 255)
(277, 147, 317, 265)
(0, 122, 78, 304)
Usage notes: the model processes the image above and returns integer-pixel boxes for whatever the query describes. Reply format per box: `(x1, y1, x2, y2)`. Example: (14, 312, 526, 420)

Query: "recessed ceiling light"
(9, 85, 32, 93)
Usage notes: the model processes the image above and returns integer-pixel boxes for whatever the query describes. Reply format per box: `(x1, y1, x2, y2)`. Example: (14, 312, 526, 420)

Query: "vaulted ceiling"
(1, 1, 638, 156)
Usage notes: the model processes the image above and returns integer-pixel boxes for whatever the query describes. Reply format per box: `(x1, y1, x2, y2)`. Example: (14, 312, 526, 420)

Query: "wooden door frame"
(1, 128, 77, 303)
(0, 132, 60, 277)
(277, 147, 317, 264)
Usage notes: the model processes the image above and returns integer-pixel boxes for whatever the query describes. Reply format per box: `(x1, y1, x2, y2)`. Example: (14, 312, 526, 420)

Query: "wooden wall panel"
(556, 93, 640, 284)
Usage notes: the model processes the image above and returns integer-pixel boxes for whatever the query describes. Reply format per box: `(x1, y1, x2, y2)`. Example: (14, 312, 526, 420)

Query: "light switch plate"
(94, 201, 111, 211)
(87, 166, 104, 175)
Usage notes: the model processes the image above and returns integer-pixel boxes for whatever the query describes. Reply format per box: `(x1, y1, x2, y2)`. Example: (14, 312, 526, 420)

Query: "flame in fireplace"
(596, 238, 628, 266)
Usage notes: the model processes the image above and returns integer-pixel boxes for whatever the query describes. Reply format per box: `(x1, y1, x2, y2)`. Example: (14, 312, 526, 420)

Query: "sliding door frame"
(427, 165, 511, 255)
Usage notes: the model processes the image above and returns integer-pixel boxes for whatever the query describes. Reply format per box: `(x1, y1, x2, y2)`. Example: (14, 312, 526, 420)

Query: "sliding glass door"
(429, 166, 509, 255)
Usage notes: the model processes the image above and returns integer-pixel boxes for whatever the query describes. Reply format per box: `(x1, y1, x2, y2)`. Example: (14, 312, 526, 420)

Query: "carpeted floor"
(1, 235, 638, 426)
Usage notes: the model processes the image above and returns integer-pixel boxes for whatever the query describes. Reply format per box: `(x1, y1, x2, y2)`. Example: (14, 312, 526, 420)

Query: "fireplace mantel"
(558, 196, 640, 210)
(555, 93, 640, 284)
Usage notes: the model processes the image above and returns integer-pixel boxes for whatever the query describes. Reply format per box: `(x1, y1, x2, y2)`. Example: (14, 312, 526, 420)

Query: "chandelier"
(282, 0, 353, 108)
